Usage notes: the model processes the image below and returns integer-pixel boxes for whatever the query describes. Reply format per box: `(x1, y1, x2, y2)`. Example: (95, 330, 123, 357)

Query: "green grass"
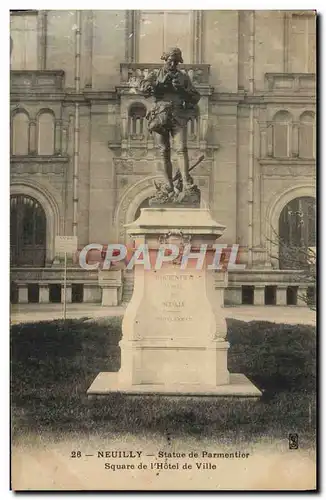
(11, 317, 316, 446)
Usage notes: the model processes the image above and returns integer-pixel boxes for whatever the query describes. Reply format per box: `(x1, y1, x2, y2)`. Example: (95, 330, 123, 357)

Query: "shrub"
(226, 319, 316, 393)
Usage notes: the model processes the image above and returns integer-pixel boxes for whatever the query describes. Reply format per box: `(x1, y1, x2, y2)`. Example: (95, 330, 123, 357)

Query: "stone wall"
(10, 10, 316, 273)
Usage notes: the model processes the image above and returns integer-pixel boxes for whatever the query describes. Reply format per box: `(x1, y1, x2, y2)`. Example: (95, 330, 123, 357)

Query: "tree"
(268, 197, 316, 310)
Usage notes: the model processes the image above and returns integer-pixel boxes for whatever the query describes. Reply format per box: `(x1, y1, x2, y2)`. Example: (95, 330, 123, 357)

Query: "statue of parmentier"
(139, 47, 203, 207)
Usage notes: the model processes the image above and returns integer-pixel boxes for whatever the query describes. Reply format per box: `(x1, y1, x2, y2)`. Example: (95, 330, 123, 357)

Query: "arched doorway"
(278, 196, 316, 269)
(134, 197, 150, 221)
(10, 195, 46, 266)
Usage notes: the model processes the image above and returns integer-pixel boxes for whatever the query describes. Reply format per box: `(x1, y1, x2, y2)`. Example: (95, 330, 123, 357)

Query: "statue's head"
(161, 47, 183, 71)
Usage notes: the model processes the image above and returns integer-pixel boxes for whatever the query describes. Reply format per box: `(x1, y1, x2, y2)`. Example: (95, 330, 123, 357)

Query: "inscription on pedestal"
(157, 315, 193, 323)
(154, 273, 195, 323)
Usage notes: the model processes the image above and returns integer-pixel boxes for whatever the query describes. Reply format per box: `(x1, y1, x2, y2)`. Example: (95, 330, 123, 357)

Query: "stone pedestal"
(101, 288, 118, 306)
(254, 285, 265, 305)
(276, 286, 287, 306)
(87, 208, 261, 398)
(61, 285, 72, 304)
(99, 270, 122, 306)
(39, 284, 50, 304)
(83, 285, 102, 303)
(17, 284, 28, 304)
(224, 287, 242, 306)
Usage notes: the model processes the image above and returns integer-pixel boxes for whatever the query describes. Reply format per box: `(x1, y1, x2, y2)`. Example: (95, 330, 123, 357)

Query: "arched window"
(299, 112, 315, 159)
(278, 196, 316, 269)
(10, 195, 46, 266)
(273, 111, 292, 158)
(12, 111, 29, 155)
(128, 103, 147, 139)
(37, 111, 55, 155)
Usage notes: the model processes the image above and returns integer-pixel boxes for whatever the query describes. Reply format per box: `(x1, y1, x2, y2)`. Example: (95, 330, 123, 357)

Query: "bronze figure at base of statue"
(149, 164, 202, 208)
(138, 47, 204, 208)
(149, 183, 201, 208)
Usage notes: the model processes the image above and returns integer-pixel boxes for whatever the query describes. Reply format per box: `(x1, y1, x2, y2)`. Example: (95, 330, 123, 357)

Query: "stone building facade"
(10, 10, 316, 306)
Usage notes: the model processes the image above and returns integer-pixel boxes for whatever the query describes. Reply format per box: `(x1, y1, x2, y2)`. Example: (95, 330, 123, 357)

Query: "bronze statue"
(139, 47, 203, 206)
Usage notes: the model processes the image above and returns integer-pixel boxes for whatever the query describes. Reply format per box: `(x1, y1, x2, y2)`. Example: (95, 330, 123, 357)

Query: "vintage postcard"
(10, 9, 317, 491)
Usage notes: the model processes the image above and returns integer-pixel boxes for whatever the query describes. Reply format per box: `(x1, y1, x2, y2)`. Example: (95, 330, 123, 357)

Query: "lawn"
(11, 317, 316, 447)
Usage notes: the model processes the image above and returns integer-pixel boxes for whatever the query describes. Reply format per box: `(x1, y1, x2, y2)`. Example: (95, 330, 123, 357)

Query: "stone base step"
(87, 372, 262, 398)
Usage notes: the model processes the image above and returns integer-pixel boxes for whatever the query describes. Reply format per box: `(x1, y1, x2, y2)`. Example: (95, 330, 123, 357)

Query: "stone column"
(62, 124, 68, 154)
(29, 120, 37, 155)
(292, 122, 299, 158)
(102, 288, 118, 306)
(136, 118, 141, 136)
(276, 286, 287, 306)
(84, 10, 94, 88)
(199, 116, 208, 149)
(54, 120, 62, 155)
(83, 285, 101, 303)
(225, 287, 242, 305)
(121, 114, 128, 154)
(297, 287, 308, 307)
(17, 284, 28, 304)
(267, 123, 273, 157)
(61, 285, 72, 303)
(198, 95, 208, 150)
(99, 269, 122, 306)
(39, 284, 50, 304)
(254, 285, 265, 305)
(260, 126, 267, 158)
(37, 11, 47, 70)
